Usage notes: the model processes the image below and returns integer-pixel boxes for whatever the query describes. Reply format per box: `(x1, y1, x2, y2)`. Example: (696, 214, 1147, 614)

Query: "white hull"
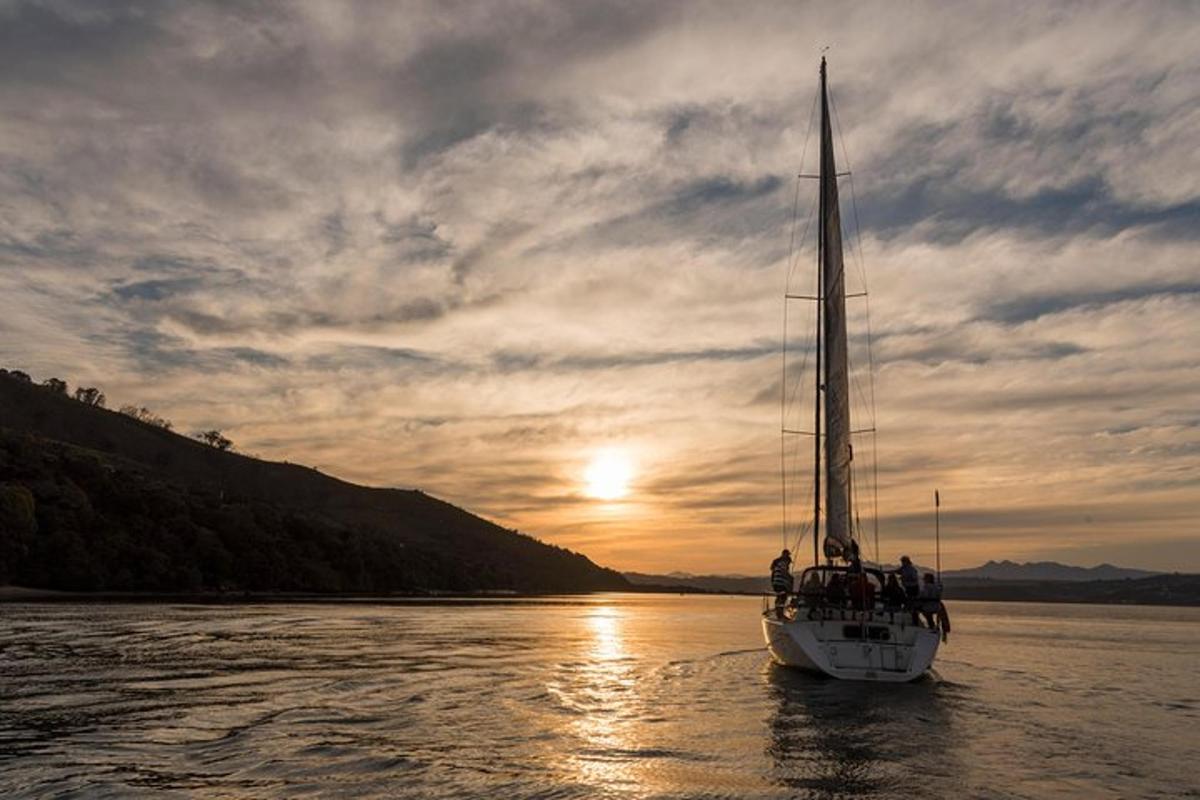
(762, 610, 940, 682)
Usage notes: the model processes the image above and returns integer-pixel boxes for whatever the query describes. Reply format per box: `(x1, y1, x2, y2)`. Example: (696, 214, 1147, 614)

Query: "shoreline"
(0, 584, 710, 604)
(3, 584, 1198, 608)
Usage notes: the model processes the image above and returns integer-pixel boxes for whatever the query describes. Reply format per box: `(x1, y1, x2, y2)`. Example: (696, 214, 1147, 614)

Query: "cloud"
(981, 281, 1200, 325)
(858, 176, 1200, 244)
(1, 0, 1198, 574)
(490, 341, 777, 373)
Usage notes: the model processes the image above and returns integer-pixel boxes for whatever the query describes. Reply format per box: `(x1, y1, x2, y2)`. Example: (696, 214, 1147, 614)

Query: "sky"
(1, 0, 1198, 574)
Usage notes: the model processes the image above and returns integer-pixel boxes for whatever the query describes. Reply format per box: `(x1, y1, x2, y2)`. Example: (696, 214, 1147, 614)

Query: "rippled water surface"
(2, 596, 1199, 798)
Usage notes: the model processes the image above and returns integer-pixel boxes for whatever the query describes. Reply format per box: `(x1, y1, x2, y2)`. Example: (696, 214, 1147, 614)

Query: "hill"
(0, 370, 628, 594)
(623, 571, 768, 594)
(941, 574, 1200, 606)
(941, 559, 1159, 582)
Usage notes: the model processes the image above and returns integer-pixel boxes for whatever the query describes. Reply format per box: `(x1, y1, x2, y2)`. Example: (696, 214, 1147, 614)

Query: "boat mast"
(812, 59, 826, 568)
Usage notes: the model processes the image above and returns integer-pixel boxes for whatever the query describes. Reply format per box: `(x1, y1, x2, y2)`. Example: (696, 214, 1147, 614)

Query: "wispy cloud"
(1, 0, 1197, 573)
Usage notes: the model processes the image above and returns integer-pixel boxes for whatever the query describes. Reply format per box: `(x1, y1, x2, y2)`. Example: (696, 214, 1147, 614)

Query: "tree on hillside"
(0, 484, 37, 584)
(42, 378, 68, 395)
(4, 369, 32, 382)
(74, 387, 106, 407)
(197, 430, 233, 451)
(119, 405, 173, 430)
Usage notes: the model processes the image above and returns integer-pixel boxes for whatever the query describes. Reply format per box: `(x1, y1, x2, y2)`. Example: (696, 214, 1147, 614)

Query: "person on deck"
(881, 573, 906, 610)
(770, 549, 793, 619)
(847, 571, 875, 611)
(918, 572, 951, 641)
(895, 555, 922, 624)
(846, 539, 863, 574)
(801, 569, 825, 608)
(896, 555, 920, 602)
(826, 572, 846, 608)
(917, 572, 940, 624)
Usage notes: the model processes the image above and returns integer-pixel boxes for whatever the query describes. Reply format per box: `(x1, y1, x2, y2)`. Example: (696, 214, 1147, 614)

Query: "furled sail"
(819, 58, 853, 560)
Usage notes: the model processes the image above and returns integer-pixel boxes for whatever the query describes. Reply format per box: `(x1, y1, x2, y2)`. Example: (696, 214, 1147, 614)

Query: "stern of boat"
(762, 604, 941, 682)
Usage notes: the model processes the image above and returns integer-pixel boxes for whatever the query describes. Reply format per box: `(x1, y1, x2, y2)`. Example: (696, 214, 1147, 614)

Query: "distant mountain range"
(0, 369, 628, 595)
(940, 560, 1160, 582)
(626, 560, 1160, 593)
(624, 566, 1199, 606)
(623, 572, 769, 594)
(942, 574, 1200, 606)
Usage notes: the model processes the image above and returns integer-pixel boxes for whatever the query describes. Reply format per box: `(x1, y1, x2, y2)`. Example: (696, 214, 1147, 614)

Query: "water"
(2, 596, 1198, 799)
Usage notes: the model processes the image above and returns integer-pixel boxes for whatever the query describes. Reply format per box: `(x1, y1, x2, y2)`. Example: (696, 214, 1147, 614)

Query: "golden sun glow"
(584, 450, 634, 500)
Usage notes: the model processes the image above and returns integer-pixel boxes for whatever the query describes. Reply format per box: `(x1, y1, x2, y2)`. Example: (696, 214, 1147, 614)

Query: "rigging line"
(785, 88, 821, 289)
(847, 176, 868, 296)
(858, 274, 882, 560)
(780, 90, 820, 549)
(790, 427, 811, 484)
(780, 180, 799, 548)
(849, 355, 871, 408)
(849, 370, 874, 439)
(784, 427, 876, 436)
(790, 467, 815, 545)
(790, 519, 812, 558)
(783, 310, 814, 422)
(788, 188, 819, 294)
(782, 220, 815, 420)
(782, 100, 822, 423)
(787, 446, 815, 551)
(787, 436, 811, 529)
(784, 176, 803, 292)
(787, 292, 866, 300)
(850, 451, 871, 560)
(856, 509, 876, 565)
(826, 78, 870, 293)
(871, 428, 880, 563)
(782, 226, 817, 420)
(792, 523, 810, 554)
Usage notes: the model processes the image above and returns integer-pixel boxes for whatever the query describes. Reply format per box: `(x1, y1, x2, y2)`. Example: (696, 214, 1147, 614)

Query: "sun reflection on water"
(588, 606, 625, 662)
(561, 605, 650, 793)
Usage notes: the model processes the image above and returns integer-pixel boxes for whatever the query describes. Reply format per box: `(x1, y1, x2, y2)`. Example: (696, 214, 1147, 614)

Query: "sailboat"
(761, 58, 942, 682)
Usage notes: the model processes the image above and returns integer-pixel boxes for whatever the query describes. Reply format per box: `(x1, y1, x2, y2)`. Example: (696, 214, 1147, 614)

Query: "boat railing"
(760, 591, 936, 628)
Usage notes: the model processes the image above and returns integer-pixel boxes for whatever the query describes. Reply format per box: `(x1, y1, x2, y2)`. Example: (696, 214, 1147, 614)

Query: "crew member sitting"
(770, 549, 793, 619)
(881, 574, 906, 610)
(847, 571, 875, 611)
(826, 573, 846, 608)
(801, 569, 824, 608)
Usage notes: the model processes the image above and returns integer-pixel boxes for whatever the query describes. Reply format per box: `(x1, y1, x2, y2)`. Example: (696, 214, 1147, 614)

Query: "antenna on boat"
(935, 490, 942, 579)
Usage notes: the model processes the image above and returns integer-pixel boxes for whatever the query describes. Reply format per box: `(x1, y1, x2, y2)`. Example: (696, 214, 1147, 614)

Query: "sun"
(584, 450, 634, 500)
